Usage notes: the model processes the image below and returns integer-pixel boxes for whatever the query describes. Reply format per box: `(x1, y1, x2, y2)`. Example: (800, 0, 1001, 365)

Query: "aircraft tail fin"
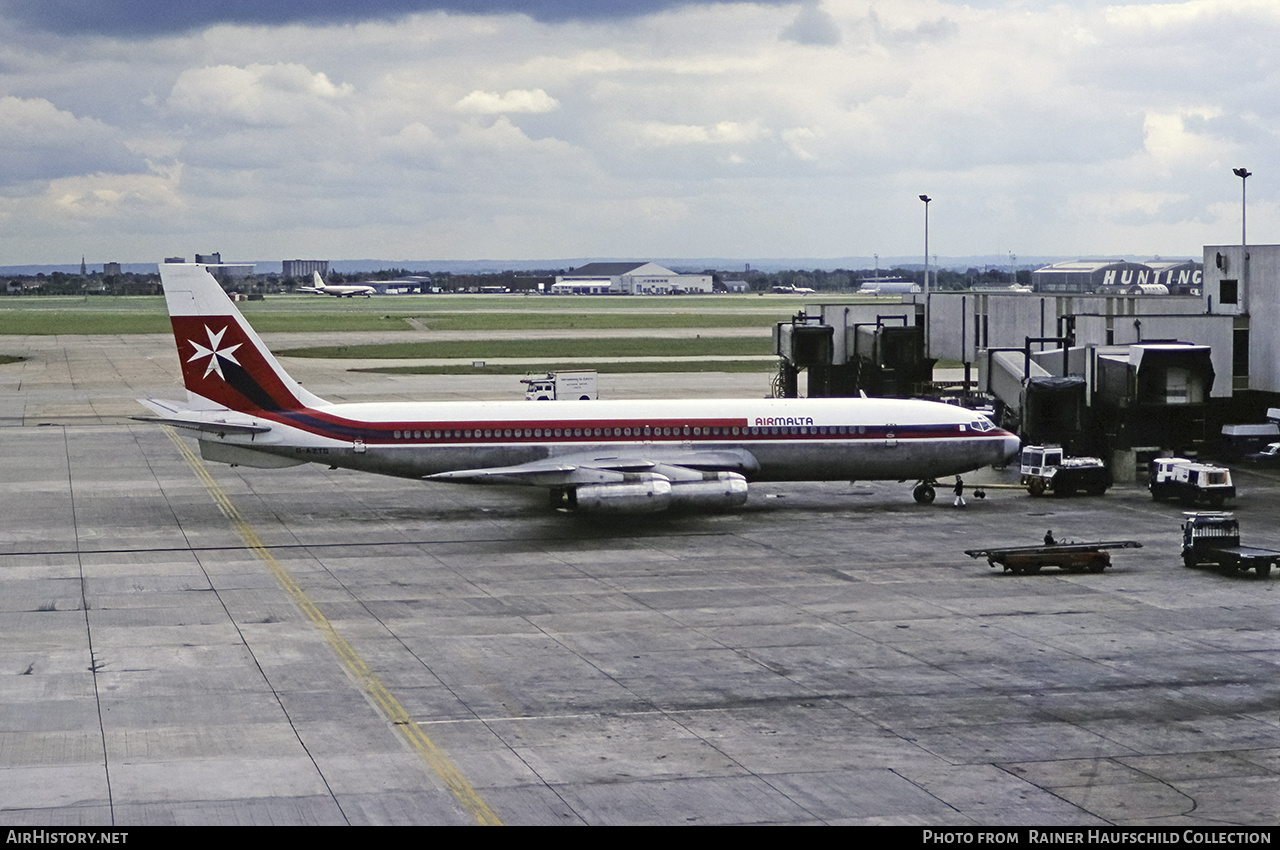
(312, 270, 325, 290)
(158, 263, 328, 413)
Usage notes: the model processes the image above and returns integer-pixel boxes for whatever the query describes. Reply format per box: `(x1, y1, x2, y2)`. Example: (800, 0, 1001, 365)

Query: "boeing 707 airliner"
(296, 270, 376, 298)
(141, 263, 1020, 512)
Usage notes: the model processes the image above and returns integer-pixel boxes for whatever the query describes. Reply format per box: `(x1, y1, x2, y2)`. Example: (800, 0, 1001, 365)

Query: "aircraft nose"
(1001, 432, 1022, 461)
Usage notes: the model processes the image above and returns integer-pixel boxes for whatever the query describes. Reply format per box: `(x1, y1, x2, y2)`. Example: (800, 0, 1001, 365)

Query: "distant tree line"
(3, 271, 162, 296)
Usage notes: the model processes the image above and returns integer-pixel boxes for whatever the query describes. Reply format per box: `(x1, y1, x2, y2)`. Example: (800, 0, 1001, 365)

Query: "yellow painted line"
(164, 428, 502, 825)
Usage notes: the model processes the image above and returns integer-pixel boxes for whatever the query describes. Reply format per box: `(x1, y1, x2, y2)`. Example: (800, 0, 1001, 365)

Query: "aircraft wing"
(134, 398, 272, 436)
(425, 448, 759, 487)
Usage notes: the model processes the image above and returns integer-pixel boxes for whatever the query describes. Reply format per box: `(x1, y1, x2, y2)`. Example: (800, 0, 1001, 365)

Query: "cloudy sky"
(0, 0, 1275, 266)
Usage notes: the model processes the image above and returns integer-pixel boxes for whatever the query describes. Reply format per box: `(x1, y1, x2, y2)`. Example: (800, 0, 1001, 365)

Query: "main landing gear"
(912, 480, 938, 504)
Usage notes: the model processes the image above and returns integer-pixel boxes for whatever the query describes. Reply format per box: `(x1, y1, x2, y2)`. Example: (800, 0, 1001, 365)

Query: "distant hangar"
(1033, 259, 1202, 295)
(552, 262, 712, 295)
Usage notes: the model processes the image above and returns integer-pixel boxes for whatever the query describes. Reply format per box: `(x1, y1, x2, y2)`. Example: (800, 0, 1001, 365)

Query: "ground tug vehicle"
(1180, 512, 1279, 578)
(1019, 445, 1111, 497)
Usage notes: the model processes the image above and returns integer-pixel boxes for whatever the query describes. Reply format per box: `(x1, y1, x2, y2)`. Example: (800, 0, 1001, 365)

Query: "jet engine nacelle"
(668, 472, 749, 510)
(568, 472, 748, 513)
(573, 477, 673, 513)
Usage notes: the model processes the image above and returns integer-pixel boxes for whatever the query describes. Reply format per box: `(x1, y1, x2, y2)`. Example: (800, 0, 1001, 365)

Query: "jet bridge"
(984, 339, 1216, 462)
(773, 308, 934, 398)
(772, 313, 834, 397)
(849, 318, 933, 398)
(1093, 343, 1214, 451)
(983, 344, 1090, 452)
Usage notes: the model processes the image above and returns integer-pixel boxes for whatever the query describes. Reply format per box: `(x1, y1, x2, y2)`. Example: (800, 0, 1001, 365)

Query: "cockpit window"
(969, 419, 995, 432)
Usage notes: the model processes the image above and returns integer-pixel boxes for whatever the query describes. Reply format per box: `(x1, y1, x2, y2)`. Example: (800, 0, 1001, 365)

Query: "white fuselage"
(200, 394, 1019, 482)
(315, 283, 375, 297)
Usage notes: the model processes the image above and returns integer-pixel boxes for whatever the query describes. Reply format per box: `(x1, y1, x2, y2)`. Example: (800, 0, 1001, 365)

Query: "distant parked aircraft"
(297, 271, 375, 298)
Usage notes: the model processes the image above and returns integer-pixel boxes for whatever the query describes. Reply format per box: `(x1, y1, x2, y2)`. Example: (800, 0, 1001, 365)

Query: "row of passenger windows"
(388, 424, 901, 440)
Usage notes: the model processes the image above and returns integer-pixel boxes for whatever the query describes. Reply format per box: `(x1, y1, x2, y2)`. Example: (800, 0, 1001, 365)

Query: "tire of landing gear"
(913, 484, 936, 504)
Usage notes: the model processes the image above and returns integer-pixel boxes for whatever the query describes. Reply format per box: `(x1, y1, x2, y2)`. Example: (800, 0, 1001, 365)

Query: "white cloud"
(47, 164, 185, 221)
(167, 63, 353, 126)
(0, 96, 143, 184)
(1142, 108, 1228, 173)
(781, 127, 821, 162)
(455, 88, 560, 114)
(635, 120, 768, 147)
(1105, 0, 1280, 30)
(384, 122, 442, 158)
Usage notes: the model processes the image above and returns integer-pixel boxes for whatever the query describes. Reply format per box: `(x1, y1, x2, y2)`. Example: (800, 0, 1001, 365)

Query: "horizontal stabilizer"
(135, 398, 272, 436)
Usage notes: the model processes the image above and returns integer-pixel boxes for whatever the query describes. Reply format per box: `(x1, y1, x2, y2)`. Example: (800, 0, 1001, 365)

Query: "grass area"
(0, 296, 165, 334)
(245, 313, 419, 333)
(0, 309, 169, 335)
(403, 312, 771, 331)
(0, 292, 899, 335)
(0, 354, 24, 365)
(233, 293, 824, 313)
(356, 360, 776, 376)
(278, 337, 772, 359)
(0, 296, 168, 312)
(0, 293, 842, 334)
(244, 310, 778, 333)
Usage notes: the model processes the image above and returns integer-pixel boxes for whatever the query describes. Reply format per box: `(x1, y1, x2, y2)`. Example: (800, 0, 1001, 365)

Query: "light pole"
(920, 195, 931, 357)
(1233, 167, 1251, 247)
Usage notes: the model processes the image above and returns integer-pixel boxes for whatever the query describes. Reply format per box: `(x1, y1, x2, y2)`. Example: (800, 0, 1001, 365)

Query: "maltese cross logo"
(188, 325, 243, 380)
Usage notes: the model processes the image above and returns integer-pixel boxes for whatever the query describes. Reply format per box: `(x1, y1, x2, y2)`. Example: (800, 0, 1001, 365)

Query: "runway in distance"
(141, 263, 1021, 513)
(296, 270, 376, 298)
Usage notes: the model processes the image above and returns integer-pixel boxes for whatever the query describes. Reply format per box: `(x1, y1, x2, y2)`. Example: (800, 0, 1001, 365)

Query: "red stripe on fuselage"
(252, 406, 999, 446)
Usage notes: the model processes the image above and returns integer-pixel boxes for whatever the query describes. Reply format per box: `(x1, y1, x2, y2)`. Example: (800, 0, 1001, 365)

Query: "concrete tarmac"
(3, 334, 1280, 825)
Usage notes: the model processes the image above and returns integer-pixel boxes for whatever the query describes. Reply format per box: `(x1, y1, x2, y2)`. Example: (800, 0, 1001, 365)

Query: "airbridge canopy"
(1096, 344, 1214, 407)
